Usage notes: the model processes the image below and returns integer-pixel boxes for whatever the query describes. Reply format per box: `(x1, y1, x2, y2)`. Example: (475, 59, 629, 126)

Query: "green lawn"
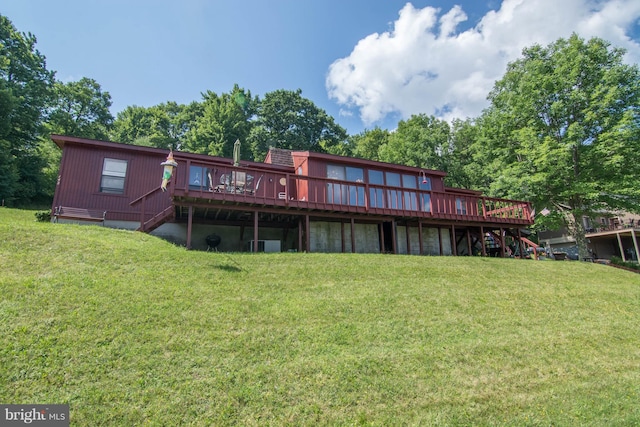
(1, 207, 639, 426)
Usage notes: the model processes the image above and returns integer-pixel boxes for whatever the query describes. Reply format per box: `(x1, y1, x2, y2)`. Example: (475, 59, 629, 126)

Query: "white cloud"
(326, 0, 640, 126)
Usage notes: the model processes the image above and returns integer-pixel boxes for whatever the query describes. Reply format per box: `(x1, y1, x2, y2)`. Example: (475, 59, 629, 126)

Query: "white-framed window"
(100, 158, 128, 194)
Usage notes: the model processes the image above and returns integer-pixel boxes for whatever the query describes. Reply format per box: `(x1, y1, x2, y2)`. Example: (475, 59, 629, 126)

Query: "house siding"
(51, 135, 533, 256)
(54, 143, 172, 223)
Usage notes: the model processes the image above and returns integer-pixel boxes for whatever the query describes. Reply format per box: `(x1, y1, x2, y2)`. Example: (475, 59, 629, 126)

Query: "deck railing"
(172, 159, 533, 225)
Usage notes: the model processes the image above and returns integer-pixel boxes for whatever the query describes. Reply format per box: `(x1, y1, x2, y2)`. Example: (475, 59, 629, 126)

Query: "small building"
(50, 135, 534, 255)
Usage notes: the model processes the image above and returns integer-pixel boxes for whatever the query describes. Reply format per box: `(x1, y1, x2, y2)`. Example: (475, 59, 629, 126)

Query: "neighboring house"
(538, 213, 640, 261)
(50, 135, 534, 255)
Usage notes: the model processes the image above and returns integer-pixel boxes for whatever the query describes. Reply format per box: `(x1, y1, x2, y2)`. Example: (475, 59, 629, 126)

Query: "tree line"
(2, 14, 639, 259)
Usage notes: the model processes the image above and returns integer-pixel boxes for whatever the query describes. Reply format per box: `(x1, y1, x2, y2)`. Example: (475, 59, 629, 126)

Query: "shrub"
(34, 210, 51, 222)
(610, 256, 640, 271)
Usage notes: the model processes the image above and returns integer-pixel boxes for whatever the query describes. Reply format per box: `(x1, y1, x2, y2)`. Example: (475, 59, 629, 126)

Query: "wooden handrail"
(130, 184, 165, 206)
(168, 159, 533, 223)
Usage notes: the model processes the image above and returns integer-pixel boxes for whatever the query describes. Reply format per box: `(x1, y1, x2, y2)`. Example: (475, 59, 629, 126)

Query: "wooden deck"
(164, 159, 533, 227)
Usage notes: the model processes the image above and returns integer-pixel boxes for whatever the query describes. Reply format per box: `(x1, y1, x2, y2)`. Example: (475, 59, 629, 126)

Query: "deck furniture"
(53, 206, 107, 225)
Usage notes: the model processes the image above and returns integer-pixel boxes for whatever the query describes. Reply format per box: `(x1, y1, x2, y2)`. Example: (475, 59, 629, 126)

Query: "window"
(385, 172, 401, 209)
(346, 167, 365, 206)
(368, 170, 385, 208)
(402, 174, 417, 189)
(189, 165, 214, 190)
(419, 176, 431, 191)
(100, 158, 127, 194)
(456, 197, 467, 215)
(327, 164, 346, 204)
(326, 164, 364, 206)
(419, 175, 431, 212)
(421, 194, 431, 212)
(402, 174, 418, 211)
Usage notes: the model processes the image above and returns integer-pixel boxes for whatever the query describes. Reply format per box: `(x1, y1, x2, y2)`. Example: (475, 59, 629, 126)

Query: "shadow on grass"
(215, 264, 243, 273)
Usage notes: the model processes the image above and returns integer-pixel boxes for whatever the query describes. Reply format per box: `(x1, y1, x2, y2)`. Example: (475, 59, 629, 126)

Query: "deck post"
(418, 221, 424, 255)
(480, 226, 486, 256)
(405, 222, 411, 255)
(467, 228, 472, 256)
(391, 220, 397, 254)
(140, 196, 146, 232)
(298, 217, 303, 252)
(517, 228, 524, 258)
(616, 232, 626, 261)
(253, 211, 259, 252)
(632, 229, 640, 262)
(305, 214, 310, 253)
(438, 227, 443, 256)
(341, 221, 346, 253)
(451, 225, 457, 256)
(380, 223, 385, 254)
(500, 227, 506, 258)
(186, 205, 193, 250)
(351, 218, 356, 253)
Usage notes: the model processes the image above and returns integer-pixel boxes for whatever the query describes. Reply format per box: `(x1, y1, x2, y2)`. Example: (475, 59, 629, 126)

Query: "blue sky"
(3, 0, 640, 135)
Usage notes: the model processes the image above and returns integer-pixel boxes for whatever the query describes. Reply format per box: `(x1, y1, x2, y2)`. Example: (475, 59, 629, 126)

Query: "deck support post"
(391, 220, 397, 254)
(467, 228, 472, 256)
(298, 217, 303, 252)
(341, 221, 346, 253)
(418, 221, 424, 255)
(451, 224, 457, 256)
(405, 222, 411, 255)
(380, 223, 385, 254)
(480, 226, 486, 257)
(438, 227, 443, 255)
(253, 211, 259, 252)
(351, 218, 356, 253)
(305, 215, 310, 253)
(500, 227, 506, 258)
(186, 205, 193, 250)
(632, 229, 640, 262)
(517, 228, 524, 258)
(617, 232, 626, 261)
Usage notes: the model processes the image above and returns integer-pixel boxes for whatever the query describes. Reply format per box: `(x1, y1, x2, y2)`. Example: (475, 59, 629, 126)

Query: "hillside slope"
(1, 208, 639, 425)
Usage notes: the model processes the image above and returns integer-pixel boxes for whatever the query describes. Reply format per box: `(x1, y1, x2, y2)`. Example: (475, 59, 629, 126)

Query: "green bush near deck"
(1, 207, 639, 426)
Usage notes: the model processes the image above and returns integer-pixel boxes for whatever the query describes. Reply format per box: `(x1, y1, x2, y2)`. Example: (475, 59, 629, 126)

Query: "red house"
(50, 135, 534, 255)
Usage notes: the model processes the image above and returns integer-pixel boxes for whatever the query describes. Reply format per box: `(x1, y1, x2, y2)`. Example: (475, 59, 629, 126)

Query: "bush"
(34, 210, 51, 222)
(610, 256, 640, 271)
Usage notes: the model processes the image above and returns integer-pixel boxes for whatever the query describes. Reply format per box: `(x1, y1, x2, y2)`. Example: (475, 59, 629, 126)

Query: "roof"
(50, 134, 293, 173)
(264, 148, 294, 167)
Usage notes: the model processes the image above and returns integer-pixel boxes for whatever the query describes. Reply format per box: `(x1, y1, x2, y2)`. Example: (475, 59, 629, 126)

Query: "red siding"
(51, 137, 533, 228)
(53, 143, 172, 222)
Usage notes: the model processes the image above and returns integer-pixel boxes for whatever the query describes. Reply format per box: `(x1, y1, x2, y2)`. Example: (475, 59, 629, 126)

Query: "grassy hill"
(1, 207, 639, 426)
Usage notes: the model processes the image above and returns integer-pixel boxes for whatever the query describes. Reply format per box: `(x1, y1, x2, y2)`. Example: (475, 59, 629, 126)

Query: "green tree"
(112, 101, 198, 150)
(445, 118, 485, 190)
(47, 77, 114, 140)
(379, 114, 450, 171)
(0, 14, 55, 205)
(348, 127, 390, 161)
(183, 85, 256, 158)
(248, 89, 347, 161)
(483, 34, 640, 259)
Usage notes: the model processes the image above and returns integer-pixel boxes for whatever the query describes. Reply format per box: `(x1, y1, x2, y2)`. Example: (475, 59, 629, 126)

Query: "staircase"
(138, 205, 175, 232)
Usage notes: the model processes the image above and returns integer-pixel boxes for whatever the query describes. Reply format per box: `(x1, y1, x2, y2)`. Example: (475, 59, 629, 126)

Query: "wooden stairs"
(138, 205, 175, 232)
